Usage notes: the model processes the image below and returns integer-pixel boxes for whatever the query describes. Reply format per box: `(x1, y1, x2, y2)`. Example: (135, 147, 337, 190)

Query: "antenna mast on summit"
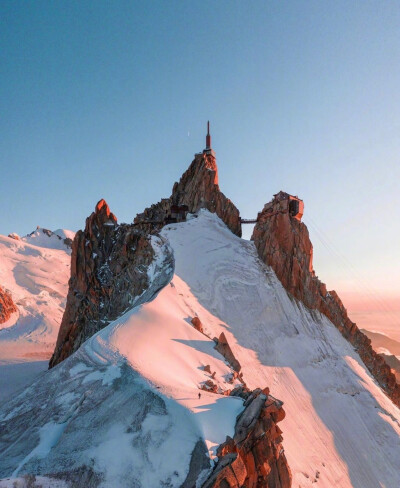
(206, 121, 211, 150)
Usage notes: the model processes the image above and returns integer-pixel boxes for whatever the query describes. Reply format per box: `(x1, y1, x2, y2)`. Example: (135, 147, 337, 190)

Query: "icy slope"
(0, 234, 244, 487)
(0, 231, 73, 400)
(160, 211, 400, 488)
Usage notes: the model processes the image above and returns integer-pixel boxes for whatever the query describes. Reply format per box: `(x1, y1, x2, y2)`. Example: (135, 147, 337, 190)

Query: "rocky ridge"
(52, 152, 241, 367)
(252, 195, 400, 407)
(49, 199, 158, 367)
(171, 153, 241, 236)
(202, 388, 291, 488)
(135, 152, 241, 237)
(0, 285, 17, 324)
(48, 152, 291, 486)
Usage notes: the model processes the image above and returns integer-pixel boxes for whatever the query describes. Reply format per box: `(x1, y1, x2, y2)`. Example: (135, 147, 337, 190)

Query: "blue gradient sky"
(1, 1, 399, 324)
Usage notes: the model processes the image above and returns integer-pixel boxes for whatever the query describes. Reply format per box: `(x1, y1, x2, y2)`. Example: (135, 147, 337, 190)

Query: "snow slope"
(1, 211, 399, 487)
(0, 230, 73, 401)
(0, 234, 244, 487)
(161, 211, 400, 488)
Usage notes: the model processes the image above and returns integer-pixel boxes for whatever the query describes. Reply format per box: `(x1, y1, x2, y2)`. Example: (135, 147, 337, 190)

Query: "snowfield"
(0, 229, 73, 401)
(0, 232, 244, 487)
(0, 211, 399, 487)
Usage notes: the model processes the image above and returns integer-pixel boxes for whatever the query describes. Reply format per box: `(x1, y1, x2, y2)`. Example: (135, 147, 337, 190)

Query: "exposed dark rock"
(252, 193, 400, 408)
(134, 198, 172, 233)
(201, 379, 218, 393)
(182, 439, 211, 488)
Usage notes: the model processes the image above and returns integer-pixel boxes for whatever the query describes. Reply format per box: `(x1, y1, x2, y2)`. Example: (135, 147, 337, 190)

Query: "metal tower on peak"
(203, 121, 215, 157)
(206, 121, 211, 149)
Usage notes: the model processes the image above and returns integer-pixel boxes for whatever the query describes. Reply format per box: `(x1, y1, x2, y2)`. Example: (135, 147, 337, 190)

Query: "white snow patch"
(12, 421, 68, 477)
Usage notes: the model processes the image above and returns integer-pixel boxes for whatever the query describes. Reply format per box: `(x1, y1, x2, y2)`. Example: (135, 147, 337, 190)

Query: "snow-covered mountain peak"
(0, 229, 73, 400)
(20, 227, 75, 251)
(1, 146, 400, 487)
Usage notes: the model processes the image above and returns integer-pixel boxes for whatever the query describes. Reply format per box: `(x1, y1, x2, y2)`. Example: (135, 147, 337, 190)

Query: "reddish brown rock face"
(252, 194, 400, 408)
(49, 199, 156, 368)
(171, 153, 241, 237)
(202, 389, 292, 488)
(0, 286, 17, 324)
(134, 154, 241, 238)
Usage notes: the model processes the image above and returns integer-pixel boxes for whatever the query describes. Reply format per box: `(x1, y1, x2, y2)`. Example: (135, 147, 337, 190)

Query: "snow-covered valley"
(1, 212, 400, 487)
(0, 229, 73, 401)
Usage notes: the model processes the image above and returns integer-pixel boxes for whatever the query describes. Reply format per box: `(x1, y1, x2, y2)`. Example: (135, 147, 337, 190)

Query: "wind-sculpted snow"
(0, 350, 202, 487)
(161, 211, 400, 488)
(0, 233, 245, 487)
(1, 212, 400, 487)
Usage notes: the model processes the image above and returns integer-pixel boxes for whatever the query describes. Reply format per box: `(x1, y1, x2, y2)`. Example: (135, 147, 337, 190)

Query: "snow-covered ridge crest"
(18, 227, 74, 251)
(0, 229, 246, 487)
(2, 210, 399, 486)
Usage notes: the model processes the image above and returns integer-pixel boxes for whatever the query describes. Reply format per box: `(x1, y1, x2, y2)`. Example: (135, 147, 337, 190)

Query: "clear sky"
(1, 1, 399, 331)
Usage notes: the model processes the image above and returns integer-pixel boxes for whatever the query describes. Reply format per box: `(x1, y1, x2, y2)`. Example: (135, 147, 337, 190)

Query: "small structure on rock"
(272, 191, 304, 221)
(166, 204, 189, 224)
(241, 192, 304, 226)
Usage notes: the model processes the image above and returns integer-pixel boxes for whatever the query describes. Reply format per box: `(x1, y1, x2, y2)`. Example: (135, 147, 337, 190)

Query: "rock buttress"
(171, 153, 241, 237)
(202, 388, 292, 488)
(252, 195, 400, 407)
(49, 199, 155, 368)
(0, 286, 17, 324)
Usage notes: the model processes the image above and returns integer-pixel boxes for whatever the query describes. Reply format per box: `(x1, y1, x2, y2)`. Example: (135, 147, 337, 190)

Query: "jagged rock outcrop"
(134, 198, 172, 233)
(202, 388, 291, 488)
(135, 153, 241, 237)
(49, 199, 159, 367)
(215, 332, 242, 373)
(252, 193, 400, 407)
(171, 153, 241, 237)
(191, 316, 204, 333)
(0, 286, 17, 324)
